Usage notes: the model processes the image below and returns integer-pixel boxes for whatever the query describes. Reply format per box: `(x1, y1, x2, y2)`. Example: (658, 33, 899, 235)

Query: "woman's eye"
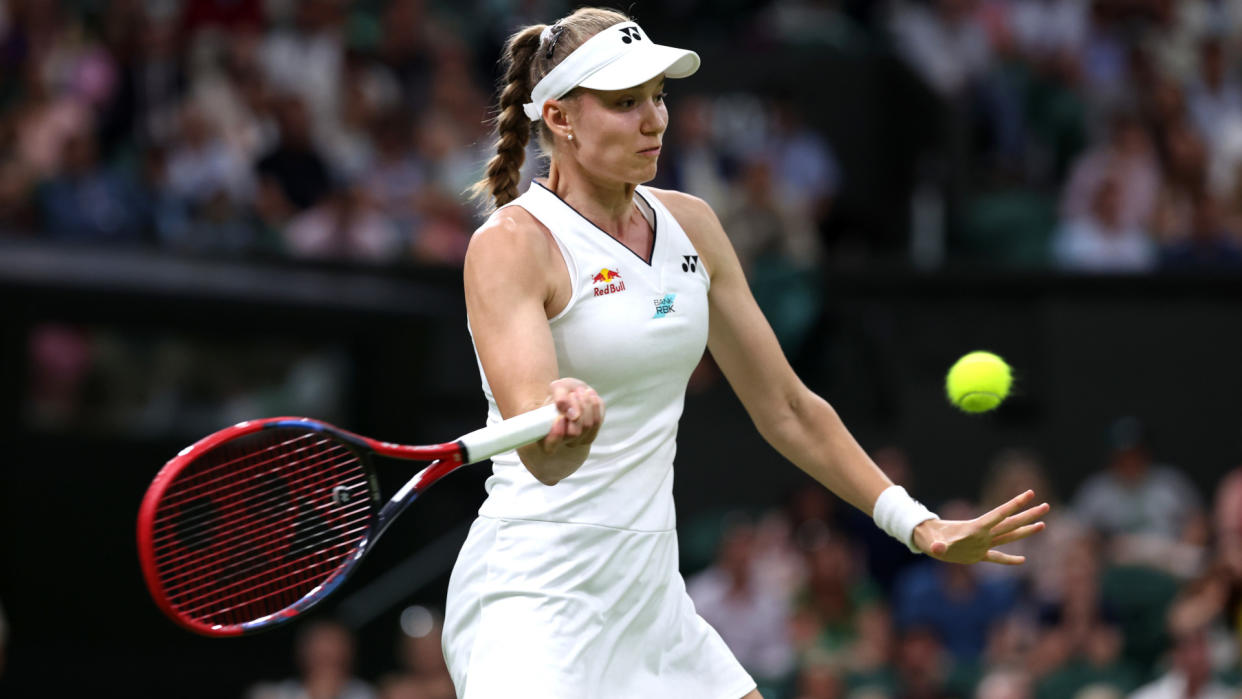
(656, 92, 668, 102)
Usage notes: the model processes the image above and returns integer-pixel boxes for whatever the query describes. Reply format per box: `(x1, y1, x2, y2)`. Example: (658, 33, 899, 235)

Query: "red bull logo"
(591, 268, 626, 296)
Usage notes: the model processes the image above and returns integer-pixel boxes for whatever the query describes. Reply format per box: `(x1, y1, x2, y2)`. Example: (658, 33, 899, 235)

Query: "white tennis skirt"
(442, 516, 756, 699)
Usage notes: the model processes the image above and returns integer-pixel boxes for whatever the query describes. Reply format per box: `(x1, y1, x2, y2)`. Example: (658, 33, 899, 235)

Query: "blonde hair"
(469, 7, 631, 211)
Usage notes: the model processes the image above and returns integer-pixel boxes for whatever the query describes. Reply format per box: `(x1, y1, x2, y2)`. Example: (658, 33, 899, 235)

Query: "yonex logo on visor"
(522, 21, 699, 122)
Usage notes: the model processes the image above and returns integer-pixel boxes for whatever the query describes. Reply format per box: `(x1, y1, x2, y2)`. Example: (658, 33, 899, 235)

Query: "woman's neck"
(546, 160, 640, 238)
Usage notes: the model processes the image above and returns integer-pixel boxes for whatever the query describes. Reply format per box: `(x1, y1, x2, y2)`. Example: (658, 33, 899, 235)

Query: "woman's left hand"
(912, 490, 1050, 565)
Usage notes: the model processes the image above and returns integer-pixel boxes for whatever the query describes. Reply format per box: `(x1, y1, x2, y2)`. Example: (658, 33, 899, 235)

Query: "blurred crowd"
(676, 416, 1240, 699)
(0, 0, 505, 265)
(0, 0, 838, 270)
(893, 0, 1242, 270)
(245, 610, 456, 699)
(236, 415, 1241, 699)
(4, 3, 1241, 698)
(4, 0, 1242, 272)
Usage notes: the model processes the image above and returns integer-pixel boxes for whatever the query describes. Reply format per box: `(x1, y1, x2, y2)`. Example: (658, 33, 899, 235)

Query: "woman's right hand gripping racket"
(136, 405, 559, 637)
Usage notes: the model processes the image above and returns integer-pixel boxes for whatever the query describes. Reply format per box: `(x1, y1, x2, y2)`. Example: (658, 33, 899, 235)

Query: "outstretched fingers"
(980, 490, 1037, 529)
(991, 521, 1046, 547)
(984, 549, 1026, 565)
(991, 501, 1051, 537)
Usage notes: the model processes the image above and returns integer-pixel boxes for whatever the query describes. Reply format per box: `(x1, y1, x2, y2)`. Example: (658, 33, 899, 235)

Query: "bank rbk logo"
(620, 27, 643, 43)
(652, 293, 676, 318)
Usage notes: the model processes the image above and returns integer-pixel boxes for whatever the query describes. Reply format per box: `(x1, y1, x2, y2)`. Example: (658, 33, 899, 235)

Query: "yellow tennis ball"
(946, 351, 1012, 413)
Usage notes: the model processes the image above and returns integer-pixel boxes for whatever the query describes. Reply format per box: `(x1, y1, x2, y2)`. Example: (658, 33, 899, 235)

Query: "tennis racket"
(136, 405, 559, 637)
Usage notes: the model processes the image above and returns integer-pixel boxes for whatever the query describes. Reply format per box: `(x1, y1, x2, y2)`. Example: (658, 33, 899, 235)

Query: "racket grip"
(458, 404, 560, 464)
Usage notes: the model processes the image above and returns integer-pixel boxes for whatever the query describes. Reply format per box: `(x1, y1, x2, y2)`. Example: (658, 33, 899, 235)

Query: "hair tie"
(543, 24, 566, 59)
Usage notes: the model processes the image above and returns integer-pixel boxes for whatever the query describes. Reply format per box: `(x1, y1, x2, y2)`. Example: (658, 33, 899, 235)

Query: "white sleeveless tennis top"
(468, 181, 710, 531)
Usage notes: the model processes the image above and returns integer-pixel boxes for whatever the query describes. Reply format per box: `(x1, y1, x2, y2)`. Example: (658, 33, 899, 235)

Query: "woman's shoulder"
(465, 203, 561, 289)
(643, 187, 717, 225)
(469, 204, 556, 262)
(644, 187, 731, 264)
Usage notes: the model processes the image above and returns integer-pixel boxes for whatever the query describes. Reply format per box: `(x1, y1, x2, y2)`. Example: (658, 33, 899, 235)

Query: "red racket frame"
(136, 417, 465, 637)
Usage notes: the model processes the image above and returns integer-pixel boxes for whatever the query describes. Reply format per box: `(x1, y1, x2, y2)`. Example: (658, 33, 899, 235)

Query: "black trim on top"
(534, 180, 657, 266)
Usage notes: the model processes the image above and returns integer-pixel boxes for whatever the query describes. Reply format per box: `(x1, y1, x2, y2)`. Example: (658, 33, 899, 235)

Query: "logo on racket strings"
(332, 485, 352, 505)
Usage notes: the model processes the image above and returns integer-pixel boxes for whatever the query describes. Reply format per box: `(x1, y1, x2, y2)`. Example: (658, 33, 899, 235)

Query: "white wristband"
(872, 485, 938, 553)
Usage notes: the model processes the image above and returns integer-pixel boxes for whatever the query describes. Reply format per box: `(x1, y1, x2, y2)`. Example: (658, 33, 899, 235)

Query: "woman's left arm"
(652, 189, 1048, 564)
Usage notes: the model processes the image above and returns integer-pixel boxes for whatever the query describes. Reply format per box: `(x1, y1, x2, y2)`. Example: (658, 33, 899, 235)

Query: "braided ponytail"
(470, 24, 544, 210)
(471, 8, 631, 212)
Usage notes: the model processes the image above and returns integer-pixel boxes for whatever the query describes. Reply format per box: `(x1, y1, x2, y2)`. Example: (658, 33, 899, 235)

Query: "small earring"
(568, 132, 574, 141)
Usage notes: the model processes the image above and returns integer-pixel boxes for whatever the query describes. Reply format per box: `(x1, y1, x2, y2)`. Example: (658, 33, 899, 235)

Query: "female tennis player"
(444, 8, 1049, 698)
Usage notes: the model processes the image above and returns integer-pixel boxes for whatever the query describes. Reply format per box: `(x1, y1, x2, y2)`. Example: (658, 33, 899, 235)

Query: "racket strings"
(174, 522, 371, 618)
(154, 491, 371, 592)
(161, 437, 366, 626)
(150, 443, 360, 575)
(150, 446, 361, 548)
(149, 428, 375, 627)
(155, 432, 331, 510)
(151, 439, 347, 554)
(163, 516, 370, 609)
(202, 555, 362, 619)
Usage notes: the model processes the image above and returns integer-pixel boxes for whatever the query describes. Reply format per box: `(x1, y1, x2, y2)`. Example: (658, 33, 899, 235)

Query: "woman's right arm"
(463, 211, 604, 485)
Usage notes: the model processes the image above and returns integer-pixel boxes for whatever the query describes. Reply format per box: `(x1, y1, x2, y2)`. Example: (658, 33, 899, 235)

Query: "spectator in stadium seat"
(254, 94, 332, 227)
(893, 625, 956, 699)
(650, 94, 734, 213)
(1129, 624, 1236, 699)
(687, 517, 796, 683)
(1033, 622, 1140, 698)
(1166, 532, 1242, 682)
(975, 667, 1033, 699)
(1052, 175, 1157, 272)
(384, 612, 455, 699)
(282, 177, 401, 263)
(36, 131, 146, 242)
(245, 619, 376, 699)
(165, 102, 254, 209)
(1159, 191, 1242, 269)
(720, 152, 823, 354)
(893, 502, 1020, 663)
(1187, 36, 1242, 154)
(889, 0, 992, 100)
(1060, 112, 1160, 234)
(1071, 417, 1202, 545)
(791, 654, 847, 699)
(791, 529, 883, 667)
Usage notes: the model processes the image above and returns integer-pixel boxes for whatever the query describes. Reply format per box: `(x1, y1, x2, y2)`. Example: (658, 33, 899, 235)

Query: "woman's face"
(564, 75, 668, 185)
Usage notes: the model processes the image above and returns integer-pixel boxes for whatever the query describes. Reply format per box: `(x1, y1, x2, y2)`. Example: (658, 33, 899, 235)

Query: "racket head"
(136, 418, 383, 637)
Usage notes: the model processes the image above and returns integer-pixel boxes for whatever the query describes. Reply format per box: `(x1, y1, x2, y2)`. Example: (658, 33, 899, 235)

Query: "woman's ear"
(544, 99, 573, 141)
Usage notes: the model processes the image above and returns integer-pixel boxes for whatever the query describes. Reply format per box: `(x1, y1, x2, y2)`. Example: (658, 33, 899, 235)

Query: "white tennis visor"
(523, 21, 700, 122)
